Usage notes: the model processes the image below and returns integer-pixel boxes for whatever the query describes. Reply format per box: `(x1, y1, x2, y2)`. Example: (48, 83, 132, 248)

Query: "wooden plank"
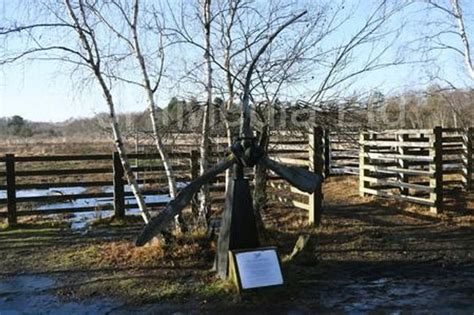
(0, 152, 192, 163)
(113, 152, 125, 219)
(375, 129, 433, 135)
(441, 128, 463, 133)
(2, 185, 224, 205)
(129, 152, 190, 159)
(359, 133, 369, 196)
(293, 200, 310, 211)
(324, 129, 331, 178)
(442, 136, 463, 143)
(268, 181, 309, 197)
(1, 154, 111, 162)
(365, 152, 433, 162)
(13, 167, 112, 177)
(362, 176, 434, 192)
(269, 140, 307, 145)
(0, 181, 113, 190)
(130, 164, 189, 172)
(464, 128, 473, 190)
(397, 134, 409, 195)
(268, 149, 308, 154)
(363, 165, 433, 176)
(6, 154, 17, 226)
(443, 179, 465, 186)
(308, 127, 324, 226)
(290, 185, 310, 196)
(442, 149, 465, 155)
(362, 188, 434, 206)
(330, 167, 359, 175)
(362, 140, 432, 148)
(271, 195, 309, 211)
(430, 127, 443, 213)
(271, 156, 309, 167)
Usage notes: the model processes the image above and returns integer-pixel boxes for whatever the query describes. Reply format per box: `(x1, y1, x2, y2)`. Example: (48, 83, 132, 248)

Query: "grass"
(0, 220, 66, 234)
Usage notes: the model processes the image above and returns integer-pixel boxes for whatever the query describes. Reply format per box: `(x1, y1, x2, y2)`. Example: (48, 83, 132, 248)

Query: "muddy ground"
(0, 176, 473, 314)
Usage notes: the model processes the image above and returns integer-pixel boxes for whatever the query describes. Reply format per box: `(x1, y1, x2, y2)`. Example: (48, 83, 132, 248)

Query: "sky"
(0, 0, 472, 122)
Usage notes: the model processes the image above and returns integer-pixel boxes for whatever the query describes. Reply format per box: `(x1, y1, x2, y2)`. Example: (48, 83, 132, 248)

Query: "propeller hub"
(231, 137, 264, 167)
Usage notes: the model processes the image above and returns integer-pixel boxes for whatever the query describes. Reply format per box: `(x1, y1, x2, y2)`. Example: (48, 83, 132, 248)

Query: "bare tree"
(1, 0, 413, 232)
(198, 0, 213, 227)
(63, 0, 151, 223)
(416, 0, 473, 127)
(425, 0, 473, 80)
(82, 1, 180, 203)
(210, 0, 409, 216)
(0, 0, 180, 224)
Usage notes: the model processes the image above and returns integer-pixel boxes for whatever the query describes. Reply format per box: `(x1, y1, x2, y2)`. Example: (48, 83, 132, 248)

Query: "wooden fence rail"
(359, 127, 473, 213)
(3, 127, 469, 226)
(0, 151, 195, 225)
(0, 133, 325, 227)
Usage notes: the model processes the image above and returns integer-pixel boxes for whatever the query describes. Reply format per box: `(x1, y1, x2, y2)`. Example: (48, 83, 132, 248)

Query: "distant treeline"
(1, 87, 472, 140)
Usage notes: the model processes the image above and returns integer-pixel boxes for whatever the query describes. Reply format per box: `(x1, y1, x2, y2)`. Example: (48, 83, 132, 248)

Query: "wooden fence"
(268, 127, 324, 224)
(0, 129, 325, 227)
(326, 130, 359, 176)
(2, 126, 469, 226)
(0, 152, 194, 225)
(359, 127, 473, 213)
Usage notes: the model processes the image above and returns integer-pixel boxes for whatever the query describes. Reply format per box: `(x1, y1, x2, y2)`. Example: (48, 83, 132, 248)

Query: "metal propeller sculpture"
(135, 10, 321, 277)
(135, 130, 322, 276)
(134, 133, 322, 238)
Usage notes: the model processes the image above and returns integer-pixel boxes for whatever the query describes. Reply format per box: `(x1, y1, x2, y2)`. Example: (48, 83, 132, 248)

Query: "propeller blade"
(136, 156, 236, 246)
(261, 156, 322, 193)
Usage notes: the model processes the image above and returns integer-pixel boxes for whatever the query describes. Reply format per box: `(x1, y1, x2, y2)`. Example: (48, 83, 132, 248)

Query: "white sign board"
(234, 248, 283, 289)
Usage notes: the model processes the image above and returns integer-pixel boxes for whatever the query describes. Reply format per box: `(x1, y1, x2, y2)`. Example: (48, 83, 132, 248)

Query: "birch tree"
(63, 0, 151, 223)
(87, 0, 185, 230)
(419, 0, 473, 127)
(198, 0, 213, 227)
(425, 0, 473, 80)
(0, 0, 179, 225)
(210, 0, 408, 217)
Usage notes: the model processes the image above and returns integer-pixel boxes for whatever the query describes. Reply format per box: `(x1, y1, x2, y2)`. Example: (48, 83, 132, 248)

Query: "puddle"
(0, 185, 175, 231)
(320, 277, 474, 313)
(0, 276, 55, 294)
(0, 275, 118, 314)
(1, 274, 473, 313)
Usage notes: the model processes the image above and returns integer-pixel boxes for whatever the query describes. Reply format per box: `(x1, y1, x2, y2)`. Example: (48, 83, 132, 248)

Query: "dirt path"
(0, 177, 473, 313)
(293, 202, 474, 313)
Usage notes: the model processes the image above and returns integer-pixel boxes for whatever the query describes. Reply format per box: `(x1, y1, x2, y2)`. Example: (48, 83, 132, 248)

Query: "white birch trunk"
(131, 0, 178, 200)
(451, 0, 474, 80)
(64, 0, 151, 223)
(198, 0, 212, 226)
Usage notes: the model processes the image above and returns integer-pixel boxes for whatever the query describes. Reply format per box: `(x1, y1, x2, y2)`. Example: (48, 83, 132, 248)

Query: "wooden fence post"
(359, 132, 369, 197)
(429, 127, 443, 213)
(464, 128, 473, 191)
(324, 129, 331, 178)
(6, 154, 17, 226)
(308, 127, 324, 226)
(190, 150, 199, 215)
(397, 134, 409, 195)
(113, 152, 125, 219)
